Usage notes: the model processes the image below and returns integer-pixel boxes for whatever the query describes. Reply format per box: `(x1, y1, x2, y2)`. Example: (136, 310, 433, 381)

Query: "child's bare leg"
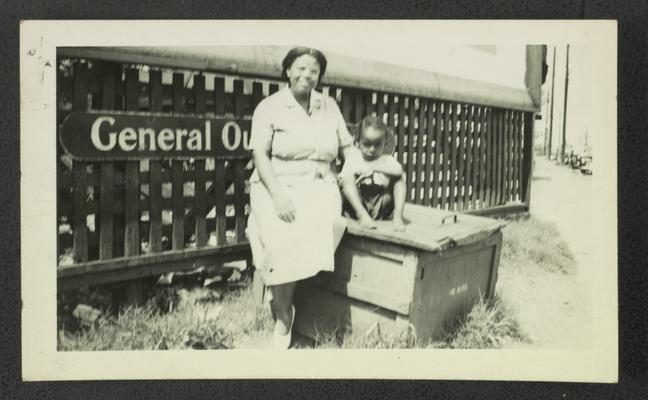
(340, 176, 377, 229)
(392, 176, 406, 231)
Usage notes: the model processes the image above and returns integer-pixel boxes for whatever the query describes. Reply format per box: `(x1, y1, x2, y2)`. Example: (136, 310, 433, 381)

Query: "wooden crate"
(293, 203, 504, 342)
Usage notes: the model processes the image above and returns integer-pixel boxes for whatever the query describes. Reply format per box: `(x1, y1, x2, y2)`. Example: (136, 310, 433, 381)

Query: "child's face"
(358, 127, 386, 161)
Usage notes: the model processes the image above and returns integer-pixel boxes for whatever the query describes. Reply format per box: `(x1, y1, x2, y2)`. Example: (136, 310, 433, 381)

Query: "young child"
(340, 115, 406, 231)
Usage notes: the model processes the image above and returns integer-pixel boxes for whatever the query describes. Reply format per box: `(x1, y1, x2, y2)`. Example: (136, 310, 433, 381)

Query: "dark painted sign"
(59, 111, 252, 160)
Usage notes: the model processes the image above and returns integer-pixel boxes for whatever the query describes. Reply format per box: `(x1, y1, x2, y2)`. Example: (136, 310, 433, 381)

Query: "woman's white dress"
(247, 87, 352, 286)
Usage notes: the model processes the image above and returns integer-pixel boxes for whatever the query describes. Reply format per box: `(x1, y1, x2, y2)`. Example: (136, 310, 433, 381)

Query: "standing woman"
(247, 47, 357, 349)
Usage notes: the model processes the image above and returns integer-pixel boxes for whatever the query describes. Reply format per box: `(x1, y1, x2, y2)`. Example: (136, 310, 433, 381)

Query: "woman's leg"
(268, 281, 297, 335)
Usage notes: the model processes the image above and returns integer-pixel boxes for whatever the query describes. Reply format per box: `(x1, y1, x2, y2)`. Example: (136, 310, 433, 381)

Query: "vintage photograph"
(21, 20, 617, 380)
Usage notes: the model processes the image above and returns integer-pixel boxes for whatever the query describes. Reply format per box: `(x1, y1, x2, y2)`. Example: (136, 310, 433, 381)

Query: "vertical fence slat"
(376, 92, 386, 121)
(406, 98, 416, 202)
(269, 83, 279, 96)
(449, 103, 459, 210)
(98, 62, 118, 259)
(396, 96, 407, 166)
(354, 89, 364, 123)
(212, 76, 227, 245)
(123, 68, 140, 258)
(148, 70, 163, 254)
(193, 75, 208, 247)
(516, 111, 524, 201)
(440, 102, 450, 209)
(71, 62, 89, 263)
(415, 99, 427, 204)
(171, 73, 185, 250)
(214, 77, 225, 115)
(233, 79, 247, 243)
(486, 108, 495, 207)
(507, 109, 514, 202)
(496, 108, 504, 206)
(479, 108, 488, 208)
(341, 89, 353, 128)
(423, 101, 435, 206)
(521, 112, 534, 204)
(431, 102, 443, 208)
(456, 104, 466, 210)
(501, 109, 508, 203)
(365, 91, 375, 116)
(464, 105, 475, 209)
(386, 94, 397, 153)
(470, 107, 481, 209)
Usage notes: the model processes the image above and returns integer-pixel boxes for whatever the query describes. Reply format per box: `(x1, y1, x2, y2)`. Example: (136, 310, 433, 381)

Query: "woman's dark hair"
(281, 46, 328, 81)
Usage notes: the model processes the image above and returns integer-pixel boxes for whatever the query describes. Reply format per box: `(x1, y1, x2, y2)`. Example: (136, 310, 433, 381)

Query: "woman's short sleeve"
(249, 101, 274, 153)
(331, 98, 353, 148)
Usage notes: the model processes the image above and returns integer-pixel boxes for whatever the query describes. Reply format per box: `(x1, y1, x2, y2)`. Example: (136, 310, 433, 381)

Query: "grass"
(500, 213, 577, 274)
(58, 213, 574, 351)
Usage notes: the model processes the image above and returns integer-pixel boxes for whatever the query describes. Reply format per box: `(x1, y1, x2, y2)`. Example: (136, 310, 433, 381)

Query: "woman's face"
(286, 54, 321, 96)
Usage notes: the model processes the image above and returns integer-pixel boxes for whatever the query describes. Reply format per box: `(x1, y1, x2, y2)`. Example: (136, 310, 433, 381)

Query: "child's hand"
(393, 217, 406, 232)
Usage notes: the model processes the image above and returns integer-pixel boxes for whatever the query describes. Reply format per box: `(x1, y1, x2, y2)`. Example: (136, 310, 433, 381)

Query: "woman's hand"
(271, 190, 296, 222)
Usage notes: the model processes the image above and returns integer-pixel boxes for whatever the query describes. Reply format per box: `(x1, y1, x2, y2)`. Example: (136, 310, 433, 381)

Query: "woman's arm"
(253, 148, 296, 222)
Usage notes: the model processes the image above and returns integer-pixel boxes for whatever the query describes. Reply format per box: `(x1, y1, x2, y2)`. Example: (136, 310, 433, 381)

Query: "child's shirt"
(339, 153, 402, 190)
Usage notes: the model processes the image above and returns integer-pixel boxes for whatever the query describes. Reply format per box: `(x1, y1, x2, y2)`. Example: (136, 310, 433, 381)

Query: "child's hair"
(358, 115, 389, 141)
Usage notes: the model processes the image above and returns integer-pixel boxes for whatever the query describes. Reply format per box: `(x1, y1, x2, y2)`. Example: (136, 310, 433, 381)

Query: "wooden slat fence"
(57, 55, 533, 289)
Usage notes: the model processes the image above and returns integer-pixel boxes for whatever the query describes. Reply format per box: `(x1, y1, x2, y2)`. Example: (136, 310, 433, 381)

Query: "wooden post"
(521, 112, 535, 206)
(547, 46, 557, 159)
(560, 45, 570, 165)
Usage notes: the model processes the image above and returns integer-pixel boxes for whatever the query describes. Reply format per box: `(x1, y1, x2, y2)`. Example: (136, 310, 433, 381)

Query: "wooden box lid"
(344, 203, 505, 253)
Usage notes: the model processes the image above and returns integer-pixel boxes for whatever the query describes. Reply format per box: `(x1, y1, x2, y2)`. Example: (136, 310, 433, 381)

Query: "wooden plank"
(517, 111, 524, 201)
(354, 89, 364, 123)
(58, 244, 251, 290)
(495, 108, 502, 206)
(386, 94, 397, 145)
(414, 99, 427, 204)
(365, 91, 375, 116)
(464, 105, 475, 209)
(396, 96, 407, 166)
(171, 73, 185, 250)
(440, 102, 451, 209)
(376, 92, 386, 120)
(213, 76, 225, 115)
(98, 62, 118, 260)
(148, 70, 163, 254)
(448, 103, 458, 210)
(193, 75, 208, 247)
(71, 62, 89, 263)
(431, 102, 443, 208)
(471, 106, 484, 210)
(232, 79, 247, 243)
(486, 108, 495, 207)
(252, 81, 264, 109)
(456, 104, 466, 211)
(508, 109, 515, 202)
(503, 109, 511, 203)
(479, 108, 488, 208)
(406, 97, 417, 202)
(521, 112, 534, 204)
(341, 89, 353, 128)
(423, 101, 435, 206)
(213, 159, 228, 245)
(123, 68, 140, 258)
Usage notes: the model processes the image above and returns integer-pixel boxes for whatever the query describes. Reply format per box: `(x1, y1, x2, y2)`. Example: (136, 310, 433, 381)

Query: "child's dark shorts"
(342, 183, 395, 220)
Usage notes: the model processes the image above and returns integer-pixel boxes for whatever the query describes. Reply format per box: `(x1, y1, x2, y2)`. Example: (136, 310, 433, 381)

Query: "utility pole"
(547, 46, 557, 159)
(560, 45, 570, 164)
